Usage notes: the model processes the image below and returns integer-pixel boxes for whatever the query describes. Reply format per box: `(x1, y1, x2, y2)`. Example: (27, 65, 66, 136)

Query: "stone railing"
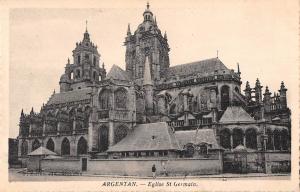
(98, 109, 109, 119)
(98, 109, 131, 121)
(75, 128, 88, 134)
(30, 130, 43, 137)
(59, 130, 73, 136)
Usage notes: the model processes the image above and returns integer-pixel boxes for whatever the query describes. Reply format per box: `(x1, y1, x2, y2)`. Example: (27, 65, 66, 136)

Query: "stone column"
(88, 120, 94, 152)
(42, 120, 46, 136)
(243, 134, 246, 146)
(29, 124, 32, 137)
(72, 117, 76, 135)
(57, 122, 60, 136)
(272, 134, 275, 150)
(108, 121, 114, 147)
(230, 134, 233, 150)
(257, 134, 262, 150)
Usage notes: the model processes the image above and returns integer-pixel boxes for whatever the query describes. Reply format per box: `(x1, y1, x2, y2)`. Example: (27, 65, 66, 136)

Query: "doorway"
(82, 158, 87, 172)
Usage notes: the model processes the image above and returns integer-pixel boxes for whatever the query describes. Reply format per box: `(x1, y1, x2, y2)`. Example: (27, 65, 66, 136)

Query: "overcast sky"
(9, 1, 298, 138)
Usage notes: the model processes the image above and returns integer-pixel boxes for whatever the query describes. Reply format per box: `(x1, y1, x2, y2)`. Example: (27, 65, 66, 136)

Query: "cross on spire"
(85, 20, 88, 32)
(147, 1, 150, 9)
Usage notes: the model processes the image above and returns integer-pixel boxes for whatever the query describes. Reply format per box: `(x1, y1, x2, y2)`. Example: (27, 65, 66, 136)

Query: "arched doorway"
(232, 129, 243, 148)
(61, 138, 70, 155)
(245, 128, 257, 149)
(221, 85, 230, 110)
(220, 129, 231, 149)
(21, 140, 28, 156)
(114, 125, 128, 144)
(32, 139, 41, 151)
(99, 126, 109, 152)
(77, 137, 88, 155)
(46, 138, 55, 152)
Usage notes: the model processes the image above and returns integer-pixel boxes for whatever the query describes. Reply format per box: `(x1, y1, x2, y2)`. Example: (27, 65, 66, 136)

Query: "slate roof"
(106, 65, 131, 81)
(219, 106, 255, 123)
(47, 88, 92, 105)
(165, 57, 229, 78)
(107, 122, 180, 152)
(28, 146, 57, 156)
(175, 129, 220, 149)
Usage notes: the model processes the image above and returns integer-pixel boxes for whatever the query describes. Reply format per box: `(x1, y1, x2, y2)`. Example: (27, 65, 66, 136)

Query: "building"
(17, 3, 291, 175)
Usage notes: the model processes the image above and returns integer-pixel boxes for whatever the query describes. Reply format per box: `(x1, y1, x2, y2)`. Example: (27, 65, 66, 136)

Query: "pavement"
(8, 168, 291, 182)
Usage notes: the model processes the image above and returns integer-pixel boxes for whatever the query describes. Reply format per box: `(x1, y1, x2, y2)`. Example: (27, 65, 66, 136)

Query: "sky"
(9, 1, 298, 138)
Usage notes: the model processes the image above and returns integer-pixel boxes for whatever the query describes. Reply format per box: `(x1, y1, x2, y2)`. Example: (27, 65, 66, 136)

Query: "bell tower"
(124, 3, 170, 85)
(60, 23, 106, 92)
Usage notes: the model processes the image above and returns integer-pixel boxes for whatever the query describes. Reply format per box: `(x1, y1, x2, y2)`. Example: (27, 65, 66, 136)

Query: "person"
(152, 164, 156, 178)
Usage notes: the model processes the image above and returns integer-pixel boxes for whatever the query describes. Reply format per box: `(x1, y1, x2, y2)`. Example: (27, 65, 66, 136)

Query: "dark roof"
(165, 57, 229, 78)
(47, 88, 92, 105)
(175, 129, 219, 149)
(107, 122, 179, 152)
(28, 146, 57, 156)
(219, 106, 255, 123)
(106, 65, 131, 81)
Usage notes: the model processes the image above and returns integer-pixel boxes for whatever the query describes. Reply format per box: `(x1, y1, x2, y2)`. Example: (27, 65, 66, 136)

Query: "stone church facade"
(18, 4, 290, 168)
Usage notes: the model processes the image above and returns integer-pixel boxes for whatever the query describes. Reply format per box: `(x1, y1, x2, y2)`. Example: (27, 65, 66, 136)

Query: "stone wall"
(41, 159, 81, 172)
(87, 158, 222, 176)
(40, 157, 222, 176)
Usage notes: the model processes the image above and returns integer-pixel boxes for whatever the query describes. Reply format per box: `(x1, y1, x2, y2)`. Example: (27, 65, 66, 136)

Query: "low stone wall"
(88, 158, 222, 176)
(41, 159, 81, 172)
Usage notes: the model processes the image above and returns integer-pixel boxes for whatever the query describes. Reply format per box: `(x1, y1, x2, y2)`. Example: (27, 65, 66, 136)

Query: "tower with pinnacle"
(124, 2, 170, 84)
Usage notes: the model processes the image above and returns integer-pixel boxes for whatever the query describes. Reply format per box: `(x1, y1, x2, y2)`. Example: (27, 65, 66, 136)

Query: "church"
(17, 3, 291, 175)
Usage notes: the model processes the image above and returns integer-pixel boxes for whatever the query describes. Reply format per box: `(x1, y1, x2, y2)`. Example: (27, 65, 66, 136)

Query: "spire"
(237, 62, 241, 75)
(67, 58, 70, 64)
(30, 107, 34, 115)
(127, 23, 131, 36)
(280, 81, 287, 91)
(245, 81, 251, 90)
(102, 62, 105, 69)
(53, 89, 56, 94)
(164, 31, 168, 40)
(255, 78, 261, 88)
(265, 86, 270, 94)
(83, 20, 90, 42)
(85, 20, 88, 32)
(21, 109, 24, 117)
(143, 1, 153, 21)
(143, 56, 153, 86)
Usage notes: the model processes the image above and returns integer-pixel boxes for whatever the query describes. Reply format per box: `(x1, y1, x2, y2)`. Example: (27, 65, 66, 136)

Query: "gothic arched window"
(99, 126, 109, 152)
(77, 137, 88, 155)
(114, 125, 128, 144)
(21, 140, 28, 156)
(46, 138, 55, 152)
(232, 129, 243, 148)
(245, 128, 257, 149)
(93, 71, 97, 80)
(32, 139, 40, 151)
(115, 88, 127, 109)
(220, 129, 231, 149)
(61, 138, 70, 155)
(77, 55, 81, 64)
(221, 85, 230, 110)
(99, 89, 110, 109)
